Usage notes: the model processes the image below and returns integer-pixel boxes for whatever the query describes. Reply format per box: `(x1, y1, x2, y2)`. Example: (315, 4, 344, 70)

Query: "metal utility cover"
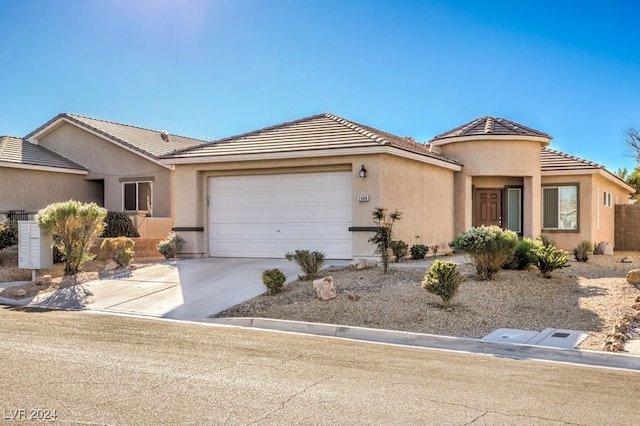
(525, 328, 590, 349)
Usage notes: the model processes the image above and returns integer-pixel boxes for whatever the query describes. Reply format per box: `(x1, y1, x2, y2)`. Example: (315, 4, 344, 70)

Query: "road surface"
(0, 307, 638, 425)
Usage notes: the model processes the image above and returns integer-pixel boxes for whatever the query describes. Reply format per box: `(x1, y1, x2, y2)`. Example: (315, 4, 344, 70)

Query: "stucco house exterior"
(162, 113, 634, 259)
(3, 112, 632, 254)
(1, 113, 203, 236)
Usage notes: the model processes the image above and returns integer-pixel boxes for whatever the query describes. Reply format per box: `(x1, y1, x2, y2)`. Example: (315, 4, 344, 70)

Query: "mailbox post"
(18, 221, 53, 281)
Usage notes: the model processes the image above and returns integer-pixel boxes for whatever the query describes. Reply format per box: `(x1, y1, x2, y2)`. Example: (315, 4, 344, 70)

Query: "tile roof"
(164, 113, 462, 166)
(542, 147, 632, 189)
(0, 136, 86, 171)
(430, 116, 551, 142)
(26, 113, 206, 160)
(541, 147, 604, 172)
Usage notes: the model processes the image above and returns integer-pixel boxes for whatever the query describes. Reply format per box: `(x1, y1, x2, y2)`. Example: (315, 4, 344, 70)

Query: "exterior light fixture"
(359, 165, 367, 178)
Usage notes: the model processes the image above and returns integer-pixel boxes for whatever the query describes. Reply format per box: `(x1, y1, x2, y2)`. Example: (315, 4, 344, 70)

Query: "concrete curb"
(207, 317, 640, 371)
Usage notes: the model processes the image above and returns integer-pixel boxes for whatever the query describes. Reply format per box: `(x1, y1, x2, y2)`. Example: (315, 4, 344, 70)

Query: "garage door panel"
(209, 171, 352, 259)
(211, 224, 277, 238)
(277, 222, 350, 236)
(279, 207, 351, 222)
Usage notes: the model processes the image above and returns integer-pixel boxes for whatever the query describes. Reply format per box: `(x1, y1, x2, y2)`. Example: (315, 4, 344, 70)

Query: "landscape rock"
(313, 276, 337, 301)
(347, 258, 374, 270)
(35, 275, 52, 286)
(595, 241, 613, 255)
(14, 289, 27, 298)
(621, 255, 634, 263)
(347, 293, 361, 301)
(625, 269, 640, 285)
(602, 338, 624, 352)
(103, 260, 119, 271)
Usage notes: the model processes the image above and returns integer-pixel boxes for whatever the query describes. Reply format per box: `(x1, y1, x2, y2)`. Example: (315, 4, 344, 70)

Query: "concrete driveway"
(9, 258, 348, 320)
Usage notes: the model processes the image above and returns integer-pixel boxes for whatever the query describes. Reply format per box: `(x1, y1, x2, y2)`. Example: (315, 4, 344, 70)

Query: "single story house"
(3, 112, 632, 256)
(1, 113, 203, 236)
(161, 114, 634, 259)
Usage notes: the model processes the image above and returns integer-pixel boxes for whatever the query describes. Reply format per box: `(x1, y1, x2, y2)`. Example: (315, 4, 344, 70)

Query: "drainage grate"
(551, 332, 570, 338)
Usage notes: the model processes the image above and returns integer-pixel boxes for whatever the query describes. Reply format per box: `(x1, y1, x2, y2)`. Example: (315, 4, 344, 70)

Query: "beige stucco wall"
(35, 122, 174, 217)
(0, 166, 102, 212)
(379, 155, 455, 253)
(437, 139, 543, 238)
(171, 153, 456, 258)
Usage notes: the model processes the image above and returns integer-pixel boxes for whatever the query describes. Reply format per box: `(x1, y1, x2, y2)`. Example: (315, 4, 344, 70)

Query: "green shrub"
(157, 233, 185, 259)
(101, 237, 135, 267)
(101, 211, 140, 238)
(0, 222, 18, 250)
(285, 249, 326, 280)
(262, 268, 286, 295)
(573, 241, 592, 262)
(390, 240, 408, 262)
(504, 238, 540, 270)
(368, 207, 402, 274)
(453, 225, 518, 280)
(35, 200, 107, 275)
(410, 244, 429, 260)
(533, 244, 568, 278)
(422, 260, 465, 308)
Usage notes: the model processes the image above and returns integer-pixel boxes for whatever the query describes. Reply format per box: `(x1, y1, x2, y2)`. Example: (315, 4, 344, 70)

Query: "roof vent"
(160, 130, 169, 142)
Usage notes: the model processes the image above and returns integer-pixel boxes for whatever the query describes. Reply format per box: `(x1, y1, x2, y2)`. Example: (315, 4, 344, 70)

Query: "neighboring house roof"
(25, 113, 205, 161)
(163, 113, 462, 169)
(0, 135, 87, 173)
(542, 147, 634, 192)
(430, 116, 552, 143)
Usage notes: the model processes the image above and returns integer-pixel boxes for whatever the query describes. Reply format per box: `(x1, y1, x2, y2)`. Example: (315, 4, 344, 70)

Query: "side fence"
(615, 204, 640, 250)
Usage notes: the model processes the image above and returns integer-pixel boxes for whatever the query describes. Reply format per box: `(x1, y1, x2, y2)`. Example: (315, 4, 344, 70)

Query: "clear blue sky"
(1, 0, 639, 172)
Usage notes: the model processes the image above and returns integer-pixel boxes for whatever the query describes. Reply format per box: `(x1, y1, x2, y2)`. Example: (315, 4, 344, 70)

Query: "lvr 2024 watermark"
(3, 409, 57, 421)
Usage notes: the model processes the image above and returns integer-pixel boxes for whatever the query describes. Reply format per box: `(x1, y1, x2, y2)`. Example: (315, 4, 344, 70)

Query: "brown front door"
(474, 189, 502, 227)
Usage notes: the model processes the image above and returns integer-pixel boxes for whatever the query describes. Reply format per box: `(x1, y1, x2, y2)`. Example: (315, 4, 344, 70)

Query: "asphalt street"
(1, 307, 638, 425)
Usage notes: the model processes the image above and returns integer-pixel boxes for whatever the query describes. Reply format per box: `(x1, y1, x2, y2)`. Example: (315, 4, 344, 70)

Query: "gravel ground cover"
(213, 252, 640, 351)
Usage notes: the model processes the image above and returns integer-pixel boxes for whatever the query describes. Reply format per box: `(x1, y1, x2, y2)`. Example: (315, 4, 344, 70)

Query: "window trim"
(122, 181, 153, 215)
(603, 191, 612, 208)
(541, 183, 580, 233)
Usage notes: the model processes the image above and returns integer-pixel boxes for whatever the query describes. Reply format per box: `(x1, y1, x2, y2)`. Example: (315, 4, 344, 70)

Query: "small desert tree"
(369, 207, 402, 274)
(36, 200, 107, 275)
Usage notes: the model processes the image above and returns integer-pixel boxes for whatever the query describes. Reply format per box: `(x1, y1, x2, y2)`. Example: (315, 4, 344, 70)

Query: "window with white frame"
(123, 181, 152, 214)
(542, 185, 578, 230)
(603, 191, 612, 207)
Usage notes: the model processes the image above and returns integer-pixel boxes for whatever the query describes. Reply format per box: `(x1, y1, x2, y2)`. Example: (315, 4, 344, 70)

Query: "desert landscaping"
(212, 251, 640, 352)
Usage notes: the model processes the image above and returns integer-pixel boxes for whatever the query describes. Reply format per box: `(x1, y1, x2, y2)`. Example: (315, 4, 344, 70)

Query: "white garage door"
(208, 171, 353, 259)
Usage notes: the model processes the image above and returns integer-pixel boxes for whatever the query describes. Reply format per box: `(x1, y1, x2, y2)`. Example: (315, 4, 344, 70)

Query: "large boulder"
(595, 241, 613, 255)
(313, 276, 337, 301)
(626, 269, 640, 285)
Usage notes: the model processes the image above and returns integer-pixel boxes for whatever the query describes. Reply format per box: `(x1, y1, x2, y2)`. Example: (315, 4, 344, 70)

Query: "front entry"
(474, 189, 502, 227)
